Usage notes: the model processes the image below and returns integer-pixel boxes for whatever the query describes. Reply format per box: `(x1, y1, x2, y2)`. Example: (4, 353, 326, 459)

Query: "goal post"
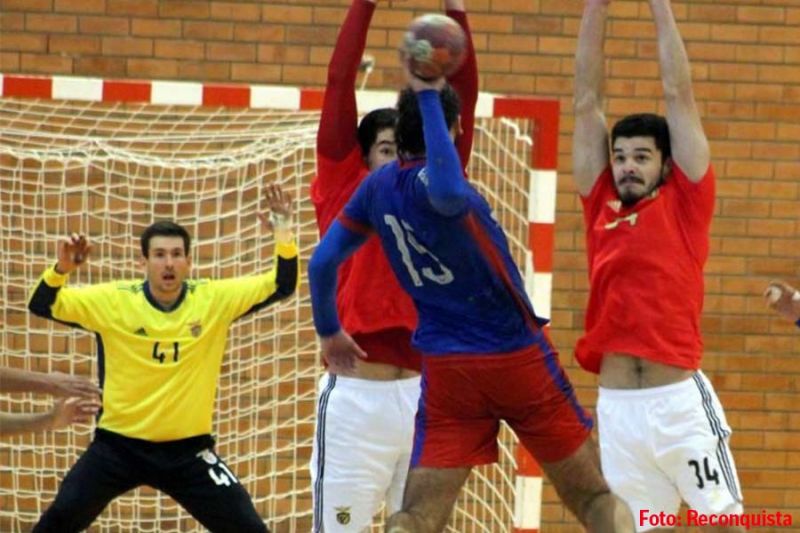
(0, 74, 558, 532)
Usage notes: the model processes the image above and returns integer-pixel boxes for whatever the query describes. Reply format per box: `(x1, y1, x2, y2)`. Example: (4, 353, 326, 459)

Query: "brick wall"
(1, 0, 798, 530)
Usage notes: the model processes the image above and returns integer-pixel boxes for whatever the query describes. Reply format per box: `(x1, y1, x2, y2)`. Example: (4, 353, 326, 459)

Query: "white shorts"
(598, 371, 743, 532)
(310, 373, 420, 532)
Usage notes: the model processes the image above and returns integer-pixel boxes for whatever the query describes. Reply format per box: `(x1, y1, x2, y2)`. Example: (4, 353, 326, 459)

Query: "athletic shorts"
(411, 335, 593, 468)
(310, 374, 420, 532)
(598, 371, 743, 532)
(33, 429, 267, 533)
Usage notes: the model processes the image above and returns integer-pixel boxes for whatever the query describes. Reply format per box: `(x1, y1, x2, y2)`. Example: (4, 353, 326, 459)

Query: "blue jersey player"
(308, 68, 635, 532)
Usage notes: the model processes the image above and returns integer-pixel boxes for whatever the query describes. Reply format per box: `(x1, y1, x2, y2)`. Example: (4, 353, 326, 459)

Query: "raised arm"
(444, 0, 478, 168)
(217, 184, 299, 322)
(649, 0, 709, 181)
(28, 233, 101, 330)
(573, 0, 611, 197)
(254, 183, 299, 303)
(419, 89, 469, 216)
(317, 0, 377, 161)
(444, 0, 465, 11)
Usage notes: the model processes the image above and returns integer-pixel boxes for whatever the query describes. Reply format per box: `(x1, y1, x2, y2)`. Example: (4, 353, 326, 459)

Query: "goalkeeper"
(27, 184, 298, 533)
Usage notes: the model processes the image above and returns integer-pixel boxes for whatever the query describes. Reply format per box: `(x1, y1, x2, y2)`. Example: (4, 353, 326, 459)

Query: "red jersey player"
(308, 0, 477, 530)
(573, 0, 743, 530)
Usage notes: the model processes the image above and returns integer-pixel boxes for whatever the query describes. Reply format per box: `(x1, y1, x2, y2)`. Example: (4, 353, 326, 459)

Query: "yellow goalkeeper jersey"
(28, 241, 298, 442)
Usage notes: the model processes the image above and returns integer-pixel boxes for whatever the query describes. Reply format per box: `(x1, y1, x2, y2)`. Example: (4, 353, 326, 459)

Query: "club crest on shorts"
(196, 448, 218, 465)
(335, 506, 351, 525)
(190, 321, 202, 337)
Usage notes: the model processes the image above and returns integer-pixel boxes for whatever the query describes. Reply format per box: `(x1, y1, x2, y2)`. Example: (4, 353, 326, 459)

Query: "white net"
(0, 96, 536, 532)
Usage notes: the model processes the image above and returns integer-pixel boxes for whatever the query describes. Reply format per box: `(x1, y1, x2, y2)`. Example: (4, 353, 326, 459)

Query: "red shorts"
(411, 335, 593, 468)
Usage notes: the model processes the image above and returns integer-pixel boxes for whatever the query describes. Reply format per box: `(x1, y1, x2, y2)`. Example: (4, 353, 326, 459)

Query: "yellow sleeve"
(28, 266, 113, 332)
(209, 240, 299, 324)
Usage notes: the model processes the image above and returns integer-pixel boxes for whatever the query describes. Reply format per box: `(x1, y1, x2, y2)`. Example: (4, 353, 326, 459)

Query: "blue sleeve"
(308, 221, 370, 336)
(796, 318, 800, 330)
(341, 171, 374, 228)
(418, 89, 469, 217)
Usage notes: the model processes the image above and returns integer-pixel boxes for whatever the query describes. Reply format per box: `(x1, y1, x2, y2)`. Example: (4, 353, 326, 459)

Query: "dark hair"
(611, 113, 672, 161)
(140, 221, 191, 258)
(395, 85, 461, 157)
(357, 108, 398, 157)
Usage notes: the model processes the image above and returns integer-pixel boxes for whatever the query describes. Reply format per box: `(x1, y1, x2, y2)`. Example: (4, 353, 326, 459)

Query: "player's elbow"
(429, 191, 468, 217)
(325, 63, 353, 91)
(661, 77, 693, 103)
(574, 91, 602, 117)
(428, 170, 469, 216)
(27, 284, 55, 319)
(273, 256, 299, 301)
(307, 249, 329, 288)
(27, 299, 48, 319)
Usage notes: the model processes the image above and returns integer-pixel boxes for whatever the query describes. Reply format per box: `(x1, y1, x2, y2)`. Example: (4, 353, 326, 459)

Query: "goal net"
(0, 92, 536, 532)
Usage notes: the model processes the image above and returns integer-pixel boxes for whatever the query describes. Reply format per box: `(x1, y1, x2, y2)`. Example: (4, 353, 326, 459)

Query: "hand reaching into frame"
(45, 372, 102, 399)
(48, 396, 102, 430)
(257, 183, 295, 243)
(320, 330, 368, 375)
(56, 233, 93, 275)
(764, 280, 800, 324)
(401, 51, 447, 93)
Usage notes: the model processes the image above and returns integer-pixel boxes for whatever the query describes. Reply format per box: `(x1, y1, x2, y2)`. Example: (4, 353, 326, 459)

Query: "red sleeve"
(580, 167, 615, 229)
(671, 163, 715, 228)
(311, 147, 369, 236)
(446, 9, 478, 171)
(317, 0, 375, 162)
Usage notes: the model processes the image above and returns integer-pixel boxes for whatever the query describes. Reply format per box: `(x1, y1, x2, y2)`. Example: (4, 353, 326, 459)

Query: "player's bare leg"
(385, 466, 471, 533)
(540, 438, 635, 533)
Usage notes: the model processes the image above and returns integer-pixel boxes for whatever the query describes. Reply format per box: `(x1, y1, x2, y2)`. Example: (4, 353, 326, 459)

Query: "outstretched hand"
(56, 233, 92, 275)
(48, 396, 102, 430)
(257, 183, 294, 241)
(320, 330, 368, 375)
(401, 55, 447, 93)
(46, 372, 102, 399)
(764, 280, 800, 323)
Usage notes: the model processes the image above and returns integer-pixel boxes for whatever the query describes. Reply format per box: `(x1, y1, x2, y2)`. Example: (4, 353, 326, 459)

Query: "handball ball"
(402, 14, 467, 81)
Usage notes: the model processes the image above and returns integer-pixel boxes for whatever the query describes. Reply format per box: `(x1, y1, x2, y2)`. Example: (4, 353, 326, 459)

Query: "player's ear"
(451, 114, 462, 139)
(137, 254, 147, 273)
(662, 156, 673, 179)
